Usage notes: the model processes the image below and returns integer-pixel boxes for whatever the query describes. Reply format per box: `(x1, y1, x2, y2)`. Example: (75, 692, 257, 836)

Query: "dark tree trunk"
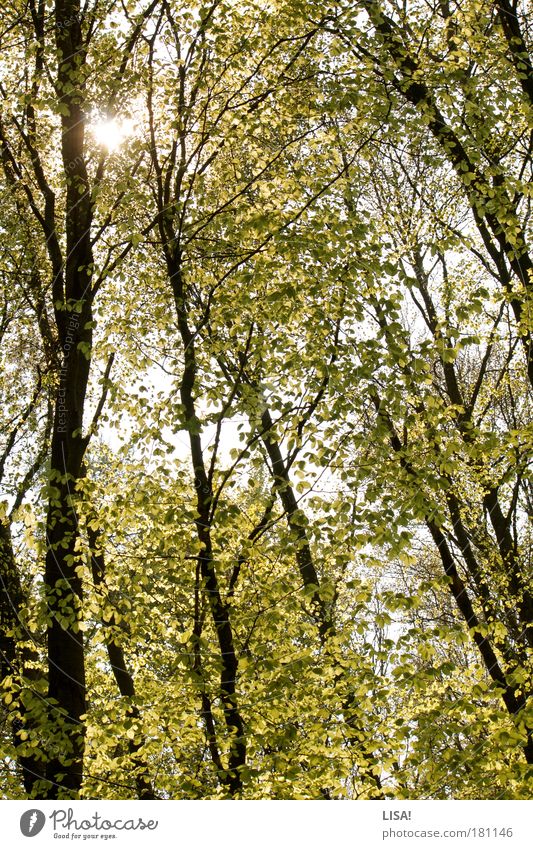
(40, 0, 94, 798)
(0, 521, 44, 794)
(165, 252, 246, 796)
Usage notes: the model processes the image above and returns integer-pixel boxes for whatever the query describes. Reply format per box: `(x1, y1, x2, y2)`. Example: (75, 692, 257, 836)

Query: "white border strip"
(1, 799, 532, 849)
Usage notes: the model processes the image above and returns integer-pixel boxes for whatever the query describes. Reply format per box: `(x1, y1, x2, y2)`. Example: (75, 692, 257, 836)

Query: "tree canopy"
(0, 0, 531, 799)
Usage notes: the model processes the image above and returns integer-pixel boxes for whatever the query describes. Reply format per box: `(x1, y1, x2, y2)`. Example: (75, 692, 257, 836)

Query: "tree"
(0, 0, 530, 800)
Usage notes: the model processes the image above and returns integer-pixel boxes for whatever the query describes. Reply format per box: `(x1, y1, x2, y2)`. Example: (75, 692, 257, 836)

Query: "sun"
(90, 117, 135, 152)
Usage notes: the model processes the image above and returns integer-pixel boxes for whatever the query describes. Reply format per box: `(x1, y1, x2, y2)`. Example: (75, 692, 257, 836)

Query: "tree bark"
(165, 251, 246, 796)
(0, 520, 44, 794)
(41, 0, 95, 797)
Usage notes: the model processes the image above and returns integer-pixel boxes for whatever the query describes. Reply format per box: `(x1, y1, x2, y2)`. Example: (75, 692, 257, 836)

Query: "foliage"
(0, 0, 531, 799)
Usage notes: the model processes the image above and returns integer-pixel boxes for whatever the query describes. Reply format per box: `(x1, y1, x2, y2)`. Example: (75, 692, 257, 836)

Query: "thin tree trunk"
(373, 394, 533, 765)
(357, 0, 533, 387)
(165, 252, 246, 796)
(87, 525, 157, 799)
(0, 521, 44, 794)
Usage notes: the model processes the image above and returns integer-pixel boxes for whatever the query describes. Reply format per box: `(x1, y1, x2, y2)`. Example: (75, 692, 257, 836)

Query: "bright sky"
(90, 117, 136, 152)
